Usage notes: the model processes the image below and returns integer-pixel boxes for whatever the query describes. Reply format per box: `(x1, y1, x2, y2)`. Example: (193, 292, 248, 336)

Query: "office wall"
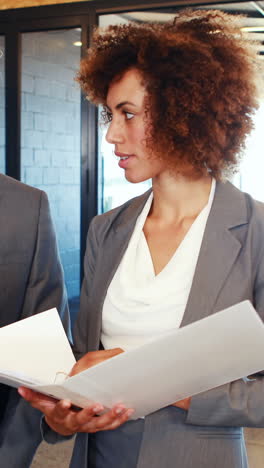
(20, 30, 81, 299)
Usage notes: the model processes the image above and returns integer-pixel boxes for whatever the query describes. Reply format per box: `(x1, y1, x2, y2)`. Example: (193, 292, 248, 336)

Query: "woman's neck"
(150, 172, 213, 224)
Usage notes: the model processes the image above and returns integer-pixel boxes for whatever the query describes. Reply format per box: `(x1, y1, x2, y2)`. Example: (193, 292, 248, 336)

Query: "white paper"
(1, 301, 264, 420)
(0, 308, 76, 383)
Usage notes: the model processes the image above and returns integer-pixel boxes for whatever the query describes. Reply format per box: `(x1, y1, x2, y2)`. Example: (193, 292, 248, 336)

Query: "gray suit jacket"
(46, 180, 264, 468)
(0, 174, 71, 467)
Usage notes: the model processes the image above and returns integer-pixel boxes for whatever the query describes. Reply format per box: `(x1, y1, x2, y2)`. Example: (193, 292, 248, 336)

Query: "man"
(0, 173, 71, 467)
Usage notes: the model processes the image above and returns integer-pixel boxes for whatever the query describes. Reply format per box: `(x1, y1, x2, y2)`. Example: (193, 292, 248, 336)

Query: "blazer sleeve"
(72, 217, 98, 360)
(186, 232, 264, 428)
(20, 191, 71, 335)
(0, 191, 71, 465)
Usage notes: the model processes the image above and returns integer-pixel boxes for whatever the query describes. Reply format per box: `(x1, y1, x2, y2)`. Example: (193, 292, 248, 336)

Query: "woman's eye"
(124, 112, 134, 120)
(106, 111, 113, 122)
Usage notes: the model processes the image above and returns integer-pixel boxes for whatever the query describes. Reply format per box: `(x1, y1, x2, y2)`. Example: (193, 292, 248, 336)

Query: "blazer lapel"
(89, 190, 151, 349)
(181, 180, 249, 327)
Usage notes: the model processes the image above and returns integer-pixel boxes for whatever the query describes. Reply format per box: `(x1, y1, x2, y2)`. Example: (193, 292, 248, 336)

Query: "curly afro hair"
(77, 9, 259, 179)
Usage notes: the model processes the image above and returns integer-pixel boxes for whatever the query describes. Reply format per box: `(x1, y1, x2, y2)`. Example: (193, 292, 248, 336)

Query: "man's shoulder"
(0, 174, 48, 223)
(0, 173, 42, 196)
(0, 173, 44, 202)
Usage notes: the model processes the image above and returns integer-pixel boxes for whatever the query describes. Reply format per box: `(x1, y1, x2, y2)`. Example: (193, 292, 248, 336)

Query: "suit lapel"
(181, 180, 248, 326)
(90, 190, 151, 349)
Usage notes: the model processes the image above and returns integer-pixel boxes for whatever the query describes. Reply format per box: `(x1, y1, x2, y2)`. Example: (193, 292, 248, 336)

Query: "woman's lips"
(115, 151, 134, 158)
(115, 152, 135, 169)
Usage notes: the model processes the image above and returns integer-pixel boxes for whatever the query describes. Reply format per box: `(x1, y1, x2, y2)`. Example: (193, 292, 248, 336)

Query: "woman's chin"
(124, 172, 150, 184)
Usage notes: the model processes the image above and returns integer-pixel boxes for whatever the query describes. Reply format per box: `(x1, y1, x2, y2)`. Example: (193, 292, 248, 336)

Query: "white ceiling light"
(241, 26, 264, 31)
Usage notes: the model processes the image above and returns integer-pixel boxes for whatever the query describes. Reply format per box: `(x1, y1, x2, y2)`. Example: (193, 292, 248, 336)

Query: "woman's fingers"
(43, 402, 103, 435)
(103, 409, 135, 431)
(44, 403, 134, 435)
(71, 404, 104, 425)
(18, 387, 55, 402)
(18, 387, 58, 411)
(93, 408, 135, 432)
(51, 399, 72, 418)
(18, 386, 134, 434)
(78, 405, 134, 433)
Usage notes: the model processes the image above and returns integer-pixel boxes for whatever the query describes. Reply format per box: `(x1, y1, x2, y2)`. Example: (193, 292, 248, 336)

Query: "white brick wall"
(21, 29, 81, 299)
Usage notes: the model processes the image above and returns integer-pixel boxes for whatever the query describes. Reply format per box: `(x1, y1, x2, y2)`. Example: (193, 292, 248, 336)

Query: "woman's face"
(105, 68, 168, 184)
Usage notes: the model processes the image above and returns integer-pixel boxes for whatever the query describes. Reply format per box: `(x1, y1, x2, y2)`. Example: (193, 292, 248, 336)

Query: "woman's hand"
(69, 348, 124, 376)
(18, 348, 130, 435)
(18, 387, 134, 435)
(171, 397, 191, 411)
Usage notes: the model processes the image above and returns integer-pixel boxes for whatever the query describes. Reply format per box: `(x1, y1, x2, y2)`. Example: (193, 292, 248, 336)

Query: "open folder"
(1, 300, 264, 420)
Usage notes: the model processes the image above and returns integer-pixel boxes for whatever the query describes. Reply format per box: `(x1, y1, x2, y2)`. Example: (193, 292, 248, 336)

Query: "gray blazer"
(0, 174, 71, 467)
(46, 180, 264, 468)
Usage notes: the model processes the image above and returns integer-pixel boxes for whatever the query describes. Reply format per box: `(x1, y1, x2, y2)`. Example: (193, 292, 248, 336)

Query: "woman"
(19, 9, 264, 468)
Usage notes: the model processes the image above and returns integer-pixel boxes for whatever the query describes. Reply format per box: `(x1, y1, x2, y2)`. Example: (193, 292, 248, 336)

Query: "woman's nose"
(105, 119, 124, 144)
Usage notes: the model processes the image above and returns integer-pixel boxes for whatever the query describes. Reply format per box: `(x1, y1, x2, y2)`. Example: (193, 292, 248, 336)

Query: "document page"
(51, 300, 264, 418)
(0, 308, 75, 384)
(1, 301, 264, 419)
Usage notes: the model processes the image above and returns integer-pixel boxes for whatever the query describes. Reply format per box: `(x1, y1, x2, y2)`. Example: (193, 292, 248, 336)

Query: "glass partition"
(21, 29, 81, 303)
(97, 15, 151, 214)
(97, 122, 152, 213)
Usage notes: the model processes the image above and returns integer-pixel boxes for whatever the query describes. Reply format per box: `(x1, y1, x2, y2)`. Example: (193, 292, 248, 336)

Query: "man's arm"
(20, 191, 71, 334)
(0, 190, 71, 467)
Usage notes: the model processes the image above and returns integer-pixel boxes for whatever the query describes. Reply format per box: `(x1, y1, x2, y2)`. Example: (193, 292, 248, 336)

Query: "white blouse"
(101, 179, 216, 351)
